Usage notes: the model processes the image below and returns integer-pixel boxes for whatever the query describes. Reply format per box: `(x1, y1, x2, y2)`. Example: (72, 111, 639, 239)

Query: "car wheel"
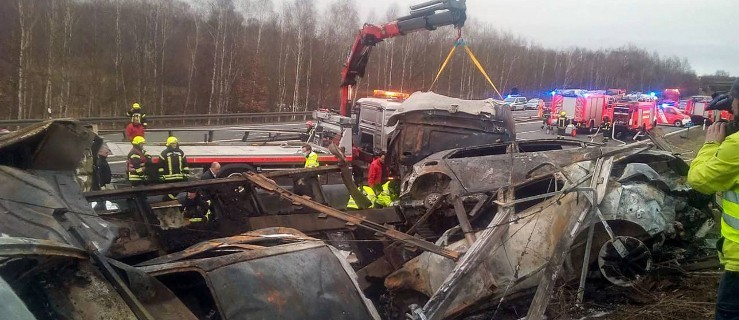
(674, 120, 683, 127)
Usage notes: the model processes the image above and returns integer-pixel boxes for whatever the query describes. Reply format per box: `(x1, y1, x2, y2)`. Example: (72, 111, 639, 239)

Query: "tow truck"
(106, 111, 353, 177)
(339, 0, 466, 117)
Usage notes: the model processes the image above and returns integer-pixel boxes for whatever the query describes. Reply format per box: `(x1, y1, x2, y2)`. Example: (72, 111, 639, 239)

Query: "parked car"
(504, 95, 527, 111)
(657, 105, 692, 127)
(525, 98, 542, 110)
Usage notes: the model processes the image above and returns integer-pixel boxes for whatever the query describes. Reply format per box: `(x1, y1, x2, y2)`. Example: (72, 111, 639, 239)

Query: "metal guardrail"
(0, 111, 313, 128)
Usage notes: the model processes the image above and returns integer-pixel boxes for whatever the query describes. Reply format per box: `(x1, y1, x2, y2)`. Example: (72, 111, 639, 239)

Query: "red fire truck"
(608, 94, 657, 137)
(549, 89, 611, 132)
(684, 95, 712, 124)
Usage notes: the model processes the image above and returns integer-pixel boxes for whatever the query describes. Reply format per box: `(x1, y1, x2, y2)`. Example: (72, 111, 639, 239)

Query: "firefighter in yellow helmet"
(688, 78, 739, 319)
(126, 136, 151, 186)
(126, 102, 148, 126)
(159, 136, 190, 200)
(302, 144, 319, 168)
(557, 111, 568, 136)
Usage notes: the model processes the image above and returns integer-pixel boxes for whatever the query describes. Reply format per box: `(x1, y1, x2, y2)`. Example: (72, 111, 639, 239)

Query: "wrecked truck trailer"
(385, 92, 516, 178)
(0, 120, 198, 319)
(136, 228, 381, 320)
(383, 142, 713, 319)
(0, 120, 384, 319)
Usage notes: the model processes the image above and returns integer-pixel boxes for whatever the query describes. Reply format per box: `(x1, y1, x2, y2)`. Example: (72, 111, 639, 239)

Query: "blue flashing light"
(550, 90, 556, 96)
(506, 95, 512, 99)
(649, 92, 656, 97)
(661, 103, 669, 108)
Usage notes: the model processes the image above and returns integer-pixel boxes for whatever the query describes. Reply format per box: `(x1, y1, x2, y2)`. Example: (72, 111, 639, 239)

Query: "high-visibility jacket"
(158, 147, 190, 182)
(375, 181, 398, 208)
(557, 116, 567, 129)
(126, 108, 148, 126)
(688, 132, 739, 271)
(347, 186, 376, 209)
(127, 147, 149, 182)
(305, 151, 319, 168)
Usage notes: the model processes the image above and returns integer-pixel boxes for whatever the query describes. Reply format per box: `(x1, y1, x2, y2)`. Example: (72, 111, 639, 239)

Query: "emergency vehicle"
(684, 95, 711, 125)
(549, 89, 611, 132)
(656, 105, 691, 127)
(106, 111, 353, 178)
(352, 90, 406, 162)
(659, 88, 681, 107)
(609, 94, 657, 136)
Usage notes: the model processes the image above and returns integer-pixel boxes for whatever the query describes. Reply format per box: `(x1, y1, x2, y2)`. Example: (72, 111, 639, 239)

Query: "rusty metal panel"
(0, 120, 95, 171)
(207, 245, 379, 320)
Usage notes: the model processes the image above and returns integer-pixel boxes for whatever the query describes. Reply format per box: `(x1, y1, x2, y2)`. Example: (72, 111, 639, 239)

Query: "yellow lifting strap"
(429, 34, 503, 99)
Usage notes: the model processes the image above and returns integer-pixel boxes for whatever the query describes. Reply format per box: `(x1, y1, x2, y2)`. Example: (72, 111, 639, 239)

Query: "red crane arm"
(338, 0, 467, 116)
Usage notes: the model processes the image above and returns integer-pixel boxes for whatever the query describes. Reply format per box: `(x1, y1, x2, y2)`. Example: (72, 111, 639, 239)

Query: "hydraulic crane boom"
(339, 0, 467, 116)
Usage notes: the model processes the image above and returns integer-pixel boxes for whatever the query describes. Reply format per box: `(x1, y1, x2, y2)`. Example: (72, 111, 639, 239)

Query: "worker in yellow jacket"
(302, 144, 319, 168)
(375, 180, 399, 208)
(346, 186, 377, 210)
(687, 78, 739, 320)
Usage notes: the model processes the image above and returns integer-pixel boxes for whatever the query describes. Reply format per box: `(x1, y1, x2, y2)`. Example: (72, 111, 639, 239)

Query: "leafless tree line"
(0, 0, 700, 120)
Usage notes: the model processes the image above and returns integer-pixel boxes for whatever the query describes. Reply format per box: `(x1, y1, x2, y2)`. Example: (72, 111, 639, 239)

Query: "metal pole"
(577, 192, 597, 305)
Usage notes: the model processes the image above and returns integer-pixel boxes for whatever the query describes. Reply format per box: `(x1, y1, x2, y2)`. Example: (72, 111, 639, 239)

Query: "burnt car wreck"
(0, 119, 717, 319)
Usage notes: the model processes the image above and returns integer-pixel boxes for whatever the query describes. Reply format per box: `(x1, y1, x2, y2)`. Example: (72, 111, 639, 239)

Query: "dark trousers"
(717, 271, 739, 319)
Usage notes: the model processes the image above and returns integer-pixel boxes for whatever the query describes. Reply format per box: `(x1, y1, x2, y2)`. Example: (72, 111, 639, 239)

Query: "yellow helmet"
(132, 136, 146, 145)
(560, 111, 566, 116)
(166, 136, 179, 147)
(132, 103, 141, 109)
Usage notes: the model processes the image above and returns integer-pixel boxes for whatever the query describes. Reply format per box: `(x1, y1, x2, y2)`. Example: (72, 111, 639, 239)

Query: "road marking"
(517, 129, 544, 135)
(515, 120, 543, 125)
(665, 127, 696, 137)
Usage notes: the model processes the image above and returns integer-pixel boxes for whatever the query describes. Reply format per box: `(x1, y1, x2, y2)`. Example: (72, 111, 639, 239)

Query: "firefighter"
(182, 191, 211, 223)
(304, 120, 316, 142)
(601, 116, 612, 142)
(126, 136, 150, 186)
(159, 136, 190, 201)
(375, 179, 399, 208)
(557, 111, 568, 136)
(125, 114, 146, 142)
(126, 102, 148, 127)
(346, 185, 377, 210)
(687, 78, 739, 320)
(302, 144, 319, 168)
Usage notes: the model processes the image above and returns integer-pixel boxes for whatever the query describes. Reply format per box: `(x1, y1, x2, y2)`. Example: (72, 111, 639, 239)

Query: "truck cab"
(352, 91, 405, 162)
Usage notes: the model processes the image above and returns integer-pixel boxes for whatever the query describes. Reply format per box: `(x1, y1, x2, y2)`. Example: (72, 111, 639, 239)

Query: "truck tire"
(219, 164, 257, 178)
(673, 120, 683, 127)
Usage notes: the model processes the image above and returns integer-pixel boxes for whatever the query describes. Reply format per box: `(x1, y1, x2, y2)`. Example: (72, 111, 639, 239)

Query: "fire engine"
(659, 88, 681, 107)
(684, 95, 712, 125)
(549, 89, 612, 132)
(608, 94, 657, 137)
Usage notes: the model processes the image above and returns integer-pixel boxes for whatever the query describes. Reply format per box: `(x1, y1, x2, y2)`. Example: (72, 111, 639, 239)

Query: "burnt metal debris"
(0, 117, 717, 320)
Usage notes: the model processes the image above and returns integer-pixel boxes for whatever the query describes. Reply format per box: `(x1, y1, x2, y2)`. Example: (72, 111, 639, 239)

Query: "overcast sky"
(307, 0, 738, 76)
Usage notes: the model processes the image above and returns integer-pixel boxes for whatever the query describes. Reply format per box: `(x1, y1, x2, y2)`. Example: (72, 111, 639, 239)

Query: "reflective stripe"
(725, 212, 739, 230)
(726, 191, 739, 204)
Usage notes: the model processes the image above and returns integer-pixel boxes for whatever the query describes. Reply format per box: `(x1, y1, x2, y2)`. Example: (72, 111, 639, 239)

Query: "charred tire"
(598, 236, 652, 287)
(674, 120, 683, 127)
(219, 164, 257, 178)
